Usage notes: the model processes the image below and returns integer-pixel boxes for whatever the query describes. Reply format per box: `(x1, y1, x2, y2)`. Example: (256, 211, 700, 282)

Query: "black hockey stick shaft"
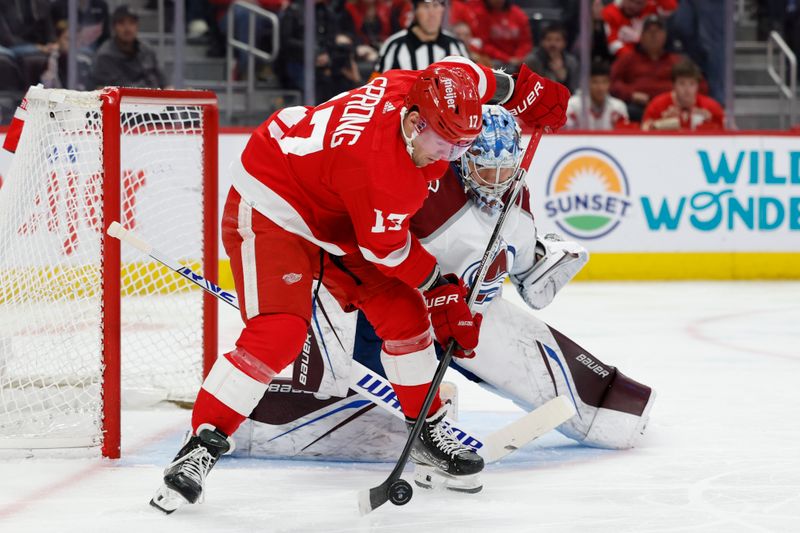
(361, 127, 545, 514)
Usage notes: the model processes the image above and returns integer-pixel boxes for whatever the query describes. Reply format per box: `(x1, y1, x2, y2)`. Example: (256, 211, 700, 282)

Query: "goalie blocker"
(232, 286, 654, 461)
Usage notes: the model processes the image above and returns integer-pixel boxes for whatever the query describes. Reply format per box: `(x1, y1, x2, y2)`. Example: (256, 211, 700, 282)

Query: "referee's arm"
(376, 32, 402, 73)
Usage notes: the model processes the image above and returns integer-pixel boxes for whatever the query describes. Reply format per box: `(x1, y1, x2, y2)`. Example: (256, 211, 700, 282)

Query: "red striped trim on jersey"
(359, 233, 412, 268)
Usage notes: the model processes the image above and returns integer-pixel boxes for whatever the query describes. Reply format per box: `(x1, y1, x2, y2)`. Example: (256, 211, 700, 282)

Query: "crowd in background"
(1, 0, 799, 130)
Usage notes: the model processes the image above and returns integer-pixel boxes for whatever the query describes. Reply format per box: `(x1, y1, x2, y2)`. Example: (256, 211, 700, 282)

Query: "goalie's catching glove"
(504, 65, 569, 132)
(424, 274, 481, 358)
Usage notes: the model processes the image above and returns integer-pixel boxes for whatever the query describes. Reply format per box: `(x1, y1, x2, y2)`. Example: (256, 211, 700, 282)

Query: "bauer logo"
(544, 148, 633, 240)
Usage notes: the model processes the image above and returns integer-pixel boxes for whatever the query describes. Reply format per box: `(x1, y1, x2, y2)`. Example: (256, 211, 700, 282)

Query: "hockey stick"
(310, 291, 574, 463)
(351, 360, 575, 463)
(106, 221, 572, 464)
(358, 127, 547, 515)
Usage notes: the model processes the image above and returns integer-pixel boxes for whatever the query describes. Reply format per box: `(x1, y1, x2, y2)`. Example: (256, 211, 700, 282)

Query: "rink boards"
(1, 129, 798, 281)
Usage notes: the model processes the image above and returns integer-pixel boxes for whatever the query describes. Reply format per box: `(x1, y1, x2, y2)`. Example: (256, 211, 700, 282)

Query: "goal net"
(0, 87, 218, 457)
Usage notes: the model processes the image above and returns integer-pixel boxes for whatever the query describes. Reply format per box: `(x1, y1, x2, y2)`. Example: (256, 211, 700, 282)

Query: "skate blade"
(150, 484, 189, 514)
(413, 465, 482, 494)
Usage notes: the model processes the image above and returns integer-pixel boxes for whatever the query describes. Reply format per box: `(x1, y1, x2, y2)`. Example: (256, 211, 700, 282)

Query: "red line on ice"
(685, 307, 800, 361)
(0, 424, 183, 520)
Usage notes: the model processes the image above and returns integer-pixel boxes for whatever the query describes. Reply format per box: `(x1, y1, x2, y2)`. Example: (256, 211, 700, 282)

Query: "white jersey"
(565, 91, 629, 131)
(411, 165, 538, 314)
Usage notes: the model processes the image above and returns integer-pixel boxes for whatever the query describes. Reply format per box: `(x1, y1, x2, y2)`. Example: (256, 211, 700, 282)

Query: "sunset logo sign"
(544, 147, 633, 240)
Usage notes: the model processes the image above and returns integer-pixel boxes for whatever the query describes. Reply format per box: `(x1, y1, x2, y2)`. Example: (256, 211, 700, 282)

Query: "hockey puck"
(388, 479, 413, 506)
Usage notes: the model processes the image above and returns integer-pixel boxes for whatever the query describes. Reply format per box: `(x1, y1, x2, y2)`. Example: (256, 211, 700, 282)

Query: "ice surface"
(1, 282, 799, 532)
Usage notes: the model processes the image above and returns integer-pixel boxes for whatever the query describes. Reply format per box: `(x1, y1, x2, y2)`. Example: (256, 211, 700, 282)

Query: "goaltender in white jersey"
(232, 106, 655, 485)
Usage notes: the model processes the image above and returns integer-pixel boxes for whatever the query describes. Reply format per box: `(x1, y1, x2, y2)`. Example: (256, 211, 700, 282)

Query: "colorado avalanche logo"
(462, 242, 515, 307)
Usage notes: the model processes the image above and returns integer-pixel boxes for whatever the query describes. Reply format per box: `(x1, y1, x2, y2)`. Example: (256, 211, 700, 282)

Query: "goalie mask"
(458, 105, 523, 215)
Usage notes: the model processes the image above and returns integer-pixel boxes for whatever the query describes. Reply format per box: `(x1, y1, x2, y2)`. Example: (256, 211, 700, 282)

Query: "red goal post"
(0, 87, 219, 458)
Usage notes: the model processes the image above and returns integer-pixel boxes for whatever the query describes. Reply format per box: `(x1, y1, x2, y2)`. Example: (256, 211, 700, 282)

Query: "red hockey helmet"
(404, 65, 483, 161)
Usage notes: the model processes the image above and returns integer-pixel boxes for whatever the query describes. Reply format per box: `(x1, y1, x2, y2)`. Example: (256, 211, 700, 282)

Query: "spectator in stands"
(277, 0, 360, 102)
(181, 1, 227, 58)
(610, 15, 681, 122)
(789, 1, 800, 69)
(0, 0, 57, 88)
(525, 22, 579, 92)
(670, 0, 726, 104)
(590, 0, 615, 62)
(0, 16, 25, 92)
(755, 0, 800, 81)
(345, 0, 392, 53)
(376, 0, 468, 72)
(388, 0, 414, 32)
(40, 22, 94, 90)
(50, 0, 111, 52)
(473, 0, 533, 70)
(602, 0, 676, 58)
(755, 0, 789, 39)
(566, 59, 629, 130)
(0, 0, 58, 56)
(562, 0, 615, 62)
(226, 0, 285, 79)
(450, 0, 480, 37)
(451, 21, 492, 67)
(91, 5, 169, 89)
(642, 59, 724, 131)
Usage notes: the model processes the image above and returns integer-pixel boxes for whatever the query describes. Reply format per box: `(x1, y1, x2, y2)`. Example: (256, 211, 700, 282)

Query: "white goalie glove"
(511, 233, 589, 310)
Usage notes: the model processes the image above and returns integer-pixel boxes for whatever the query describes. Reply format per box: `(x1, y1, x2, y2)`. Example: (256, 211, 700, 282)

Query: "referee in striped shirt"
(376, 0, 470, 73)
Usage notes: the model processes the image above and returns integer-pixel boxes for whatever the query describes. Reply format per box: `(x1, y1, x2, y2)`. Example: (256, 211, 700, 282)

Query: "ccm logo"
(576, 353, 610, 378)
(426, 294, 459, 308)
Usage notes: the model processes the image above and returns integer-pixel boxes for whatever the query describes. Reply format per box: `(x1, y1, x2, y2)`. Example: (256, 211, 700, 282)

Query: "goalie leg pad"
(582, 371, 656, 449)
(455, 299, 655, 450)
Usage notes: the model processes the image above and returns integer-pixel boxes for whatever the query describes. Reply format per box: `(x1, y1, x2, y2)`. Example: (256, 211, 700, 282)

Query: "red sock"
(192, 388, 245, 436)
(390, 383, 443, 420)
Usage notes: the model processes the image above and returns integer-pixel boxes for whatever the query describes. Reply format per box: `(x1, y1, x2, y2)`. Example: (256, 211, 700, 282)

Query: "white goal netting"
(0, 88, 213, 451)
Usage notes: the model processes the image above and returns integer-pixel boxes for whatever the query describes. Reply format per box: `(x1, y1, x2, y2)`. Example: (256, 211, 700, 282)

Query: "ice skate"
(407, 406, 484, 494)
(150, 424, 234, 514)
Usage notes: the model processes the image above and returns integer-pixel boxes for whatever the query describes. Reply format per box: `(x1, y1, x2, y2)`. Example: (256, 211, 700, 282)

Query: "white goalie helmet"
(458, 105, 524, 215)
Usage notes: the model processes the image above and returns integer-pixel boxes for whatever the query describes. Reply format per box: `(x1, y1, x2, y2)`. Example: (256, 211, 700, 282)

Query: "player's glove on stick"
(424, 274, 481, 358)
(504, 65, 569, 132)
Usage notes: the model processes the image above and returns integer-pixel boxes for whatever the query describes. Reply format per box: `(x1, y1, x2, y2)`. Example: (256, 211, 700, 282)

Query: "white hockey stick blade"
(357, 487, 372, 516)
(479, 395, 576, 463)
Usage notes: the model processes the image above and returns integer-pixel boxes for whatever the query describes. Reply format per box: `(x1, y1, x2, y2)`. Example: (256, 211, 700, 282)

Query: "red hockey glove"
(453, 313, 482, 359)
(424, 274, 481, 358)
(504, 65, 570, 132)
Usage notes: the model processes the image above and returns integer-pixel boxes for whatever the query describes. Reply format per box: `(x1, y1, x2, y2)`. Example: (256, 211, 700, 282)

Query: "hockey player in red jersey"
(231, 106, 654, 493)
(150, 56, 570, 513)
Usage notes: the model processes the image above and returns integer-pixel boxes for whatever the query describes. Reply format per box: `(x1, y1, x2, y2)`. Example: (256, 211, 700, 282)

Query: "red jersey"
(345, 1, 392, 47)
(450, 0, 480, 37)
(642, 91, 725, 131)
(232, 58, 496, 289)
(472, 1, 533, 63)
(610, 49, 682, 101)
(602, 0, 677, 57)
